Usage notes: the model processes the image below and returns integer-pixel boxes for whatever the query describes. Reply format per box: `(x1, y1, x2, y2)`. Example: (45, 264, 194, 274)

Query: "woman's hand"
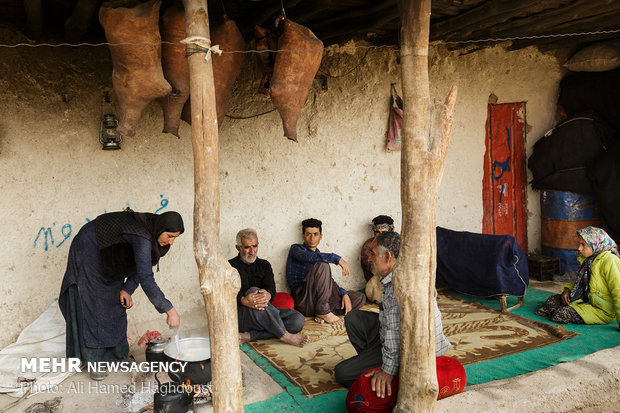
(120, 290, 133, 309)
(166, 307, 181, 331)
(561, 289, 571, 306)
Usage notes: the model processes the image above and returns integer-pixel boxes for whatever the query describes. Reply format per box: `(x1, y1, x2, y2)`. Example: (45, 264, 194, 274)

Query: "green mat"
(453, 287, 620, 385)
(242, 342, 347, 413)
(243, 287, 620, 412)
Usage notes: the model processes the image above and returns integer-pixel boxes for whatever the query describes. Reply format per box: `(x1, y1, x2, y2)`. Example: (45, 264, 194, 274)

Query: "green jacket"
(562, 251, 620, 324)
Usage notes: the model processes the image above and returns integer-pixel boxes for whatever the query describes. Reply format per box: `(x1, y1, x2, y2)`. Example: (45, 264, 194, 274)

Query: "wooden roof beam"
(465, 0, 620, 43)
(430, 0, 566, 41)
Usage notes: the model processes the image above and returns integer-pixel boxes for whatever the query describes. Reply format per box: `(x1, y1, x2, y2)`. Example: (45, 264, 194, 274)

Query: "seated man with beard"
(230, 228, 309, 347)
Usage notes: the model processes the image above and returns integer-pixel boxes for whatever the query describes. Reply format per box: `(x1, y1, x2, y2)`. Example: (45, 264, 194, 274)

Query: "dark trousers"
(334, 309, 383, 387)
(238, 287, 306, 341)
(293, 262, 366, 316)
(536, 293, 585, 324)
(65, 285, 129, 365)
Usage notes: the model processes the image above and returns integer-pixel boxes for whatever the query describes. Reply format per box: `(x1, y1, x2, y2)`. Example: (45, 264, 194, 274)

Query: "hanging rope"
(318, 48, 371, 78)
(218, 0, 228, 19)
(181, 36, 222, 61)
(225, 107, 277, 120)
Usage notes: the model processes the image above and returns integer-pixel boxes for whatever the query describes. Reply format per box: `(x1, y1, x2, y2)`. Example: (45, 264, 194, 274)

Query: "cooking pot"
(164, 337, 212, 384)
(153, 372, 193, 413)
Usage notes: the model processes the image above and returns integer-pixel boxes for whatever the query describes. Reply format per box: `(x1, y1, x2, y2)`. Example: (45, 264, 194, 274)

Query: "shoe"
(89, 370, 108, 381)
(534, 308, 547, 316)
(121, 355, 136, 363)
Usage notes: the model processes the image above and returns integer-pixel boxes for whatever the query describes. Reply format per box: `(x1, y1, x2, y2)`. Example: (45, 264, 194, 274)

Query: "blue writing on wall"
(34, 225, 55, 251)
(34, 194, 170, 252)
(155, 194, 168, 214)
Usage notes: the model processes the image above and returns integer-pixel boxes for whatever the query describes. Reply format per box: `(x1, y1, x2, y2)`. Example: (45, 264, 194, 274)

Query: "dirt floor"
(437, 280, 620, 413)
(0, 349, 282, 413)
(1, 280, 618, 413)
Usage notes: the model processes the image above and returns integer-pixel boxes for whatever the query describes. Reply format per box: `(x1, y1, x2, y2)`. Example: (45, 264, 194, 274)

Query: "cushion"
(436, 356, 466, 400)
(345, 357, 466, 411)
(346, 367, 399, 413)
(564, 40, 620, 72)
(272, 292, 294, 309)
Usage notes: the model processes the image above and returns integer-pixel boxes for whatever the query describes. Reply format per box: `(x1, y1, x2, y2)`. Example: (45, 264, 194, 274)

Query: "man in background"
(361, 215, 395, 303)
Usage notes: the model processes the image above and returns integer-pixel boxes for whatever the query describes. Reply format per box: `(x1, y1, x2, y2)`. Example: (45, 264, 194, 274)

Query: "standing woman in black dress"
(59, 208, 184, 379)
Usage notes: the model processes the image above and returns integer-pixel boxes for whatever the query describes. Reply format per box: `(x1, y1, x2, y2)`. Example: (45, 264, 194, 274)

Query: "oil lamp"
(99, 113, 122, 150)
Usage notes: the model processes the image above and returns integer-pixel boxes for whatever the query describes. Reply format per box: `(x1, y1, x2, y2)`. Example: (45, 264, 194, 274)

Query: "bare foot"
(238, 332, 251, 345)
(279, 332, 309, 347)
(315, 312, 343, 325)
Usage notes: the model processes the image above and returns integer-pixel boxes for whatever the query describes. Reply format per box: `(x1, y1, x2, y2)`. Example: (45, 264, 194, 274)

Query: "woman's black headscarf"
(133, 210, 184, 265)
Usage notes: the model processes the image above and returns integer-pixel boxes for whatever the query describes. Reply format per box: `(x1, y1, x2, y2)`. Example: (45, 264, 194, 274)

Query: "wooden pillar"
(393, 0, 457, 411)
(182, 1, 243, 412)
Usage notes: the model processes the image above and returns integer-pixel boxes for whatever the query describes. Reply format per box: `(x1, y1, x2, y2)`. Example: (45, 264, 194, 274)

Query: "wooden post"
(182, 1, 243, 412)
(393, 0, 457, 411)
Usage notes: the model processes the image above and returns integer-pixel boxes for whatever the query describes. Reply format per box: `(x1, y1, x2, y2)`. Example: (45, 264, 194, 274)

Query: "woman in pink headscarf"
(536, 226, 620, 329)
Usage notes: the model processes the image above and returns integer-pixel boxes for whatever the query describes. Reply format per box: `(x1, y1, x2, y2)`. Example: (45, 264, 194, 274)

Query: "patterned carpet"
(245, 291, 579, 398)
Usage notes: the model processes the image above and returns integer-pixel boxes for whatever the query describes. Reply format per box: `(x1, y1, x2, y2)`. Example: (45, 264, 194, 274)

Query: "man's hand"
(339, 258, 350, 276)
(120, 290, 133, 309)
(241, 289, 271, 310)
(364, 368, 394, 398)
(561, 288, 571, 306)
(341, 294, 352, 315)
(255, 289, 271, 309)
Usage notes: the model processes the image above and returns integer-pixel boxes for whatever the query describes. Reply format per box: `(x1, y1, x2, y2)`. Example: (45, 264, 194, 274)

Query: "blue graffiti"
(492, 158, 511, 180)
(33, 225, 55, 251)
(155, 194, 169, 214)
(505, 126, 511, 148)
(57, 224, 72, 247)
(33, 223, 72, 251)
(498, 183, 506, 203)
(34, 195, 170, 252)
(491, 125, 512, 180)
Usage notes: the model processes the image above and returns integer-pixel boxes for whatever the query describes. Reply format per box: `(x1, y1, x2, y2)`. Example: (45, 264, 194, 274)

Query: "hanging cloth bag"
(386, 83, 403, 151)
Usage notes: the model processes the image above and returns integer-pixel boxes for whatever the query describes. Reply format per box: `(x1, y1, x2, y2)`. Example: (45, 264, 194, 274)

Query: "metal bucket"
(540, 190, 601, 274)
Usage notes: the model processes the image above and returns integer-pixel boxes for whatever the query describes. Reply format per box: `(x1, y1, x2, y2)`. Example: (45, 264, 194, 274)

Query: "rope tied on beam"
(181, 36, 222, 61)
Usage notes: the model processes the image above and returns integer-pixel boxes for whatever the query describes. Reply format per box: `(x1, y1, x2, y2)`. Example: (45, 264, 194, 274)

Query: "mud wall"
(0, 35, 561, 348)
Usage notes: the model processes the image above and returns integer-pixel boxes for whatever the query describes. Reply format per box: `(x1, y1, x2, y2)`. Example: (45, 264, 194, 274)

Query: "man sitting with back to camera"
(286, 218, 366, 325)
(230, 228, 308, 347)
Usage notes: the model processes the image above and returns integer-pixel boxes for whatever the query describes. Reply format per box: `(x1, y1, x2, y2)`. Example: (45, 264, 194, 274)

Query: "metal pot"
(153, 373, 193, 413)
(145, 337, 170, 363)
(164, 337, 212, 384)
